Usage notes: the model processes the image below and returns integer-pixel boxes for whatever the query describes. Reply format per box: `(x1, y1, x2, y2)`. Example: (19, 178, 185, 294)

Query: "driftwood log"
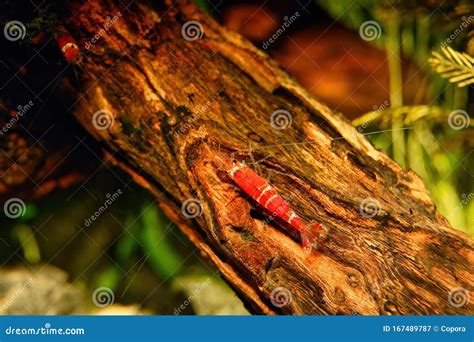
(3, 0, 473, 315)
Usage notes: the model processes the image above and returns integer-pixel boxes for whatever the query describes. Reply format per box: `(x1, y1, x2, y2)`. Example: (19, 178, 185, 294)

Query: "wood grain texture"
(63, 0, 473, 314)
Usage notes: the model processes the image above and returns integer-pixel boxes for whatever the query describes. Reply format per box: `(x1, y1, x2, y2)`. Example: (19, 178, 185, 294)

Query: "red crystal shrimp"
(217, 157, 326, 253)
(54, 26, 81, 63)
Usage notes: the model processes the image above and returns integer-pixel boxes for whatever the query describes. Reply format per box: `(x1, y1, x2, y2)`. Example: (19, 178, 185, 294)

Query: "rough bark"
(56, 0, 473, 315)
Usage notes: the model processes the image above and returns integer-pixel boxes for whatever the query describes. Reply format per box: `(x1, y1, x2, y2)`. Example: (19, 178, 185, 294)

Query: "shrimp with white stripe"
(218, 157, 326, 253)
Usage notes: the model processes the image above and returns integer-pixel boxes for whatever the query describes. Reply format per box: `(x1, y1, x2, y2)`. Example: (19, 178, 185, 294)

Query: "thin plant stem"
(386, 13, 405, 167)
